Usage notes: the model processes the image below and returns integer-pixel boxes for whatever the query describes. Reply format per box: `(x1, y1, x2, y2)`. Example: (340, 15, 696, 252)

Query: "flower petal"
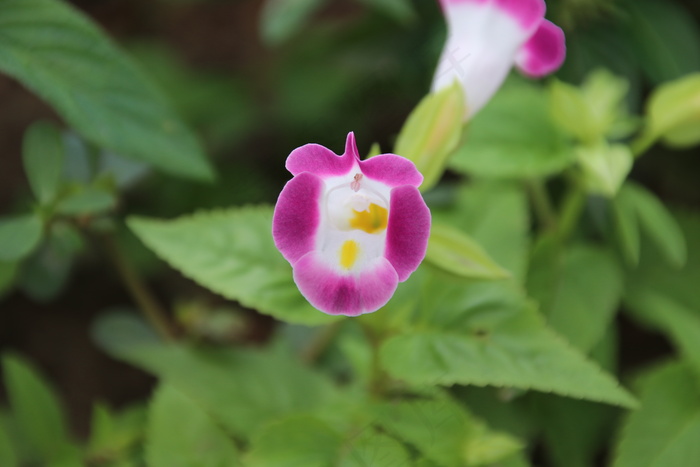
(385, 185, 431, 282)
(286, 133, 357, 177)
(293, 252, 399, 316)
(515, 19, 566, 77)
(432, 0, 544, 116)
(272, 172, 323, 264)
(360, 154, 424, 188)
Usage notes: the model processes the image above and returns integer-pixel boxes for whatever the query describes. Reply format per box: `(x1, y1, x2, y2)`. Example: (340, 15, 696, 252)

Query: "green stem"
(101, 234, 176, 341)
(526, 179, 557, 231)
(556, 178, 587, 242)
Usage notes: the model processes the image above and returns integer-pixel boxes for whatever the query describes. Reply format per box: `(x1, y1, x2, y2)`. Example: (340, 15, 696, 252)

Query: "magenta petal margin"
(272, 132, 431, 316)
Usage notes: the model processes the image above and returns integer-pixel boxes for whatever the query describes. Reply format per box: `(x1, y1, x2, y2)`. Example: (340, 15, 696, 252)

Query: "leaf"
(88, 403, 145, 461)
(374, 396, 523, 467)
(643, 73, 700, 149)
(433, 181, 530, 281)
(380, 273, 637, 408)
(425, 222, 510, 280)
(355, 0, 415, 23)
(128, 206, 339, 326)
(613, 361, 700, 467)
(0, 214, 43, 262)
(621, 182, 687, 268)
(549, 79, 597, 143)
(18, 222, 83, 302)
(576, 142, 633, 197)
(450, 79, 575, 178)
(55, 185, 116, 216)
(93, 312, 336, 439)
(147, 384, 239, 467)
(0, 261, 18, 298)
(247, 415, 342, 467)
(612, 188, 640, 266)
(623, 0, 700, 84)
(1, 354, 75, 463)
(0, 416, 18, 467)
(527, 242, 623, 352)
(394, 81, 465, 191)
(260, 0, 327, 45)
(22, 121, 64, 204)
(340, 428, 412, 467)
(0, 0, 213, 181)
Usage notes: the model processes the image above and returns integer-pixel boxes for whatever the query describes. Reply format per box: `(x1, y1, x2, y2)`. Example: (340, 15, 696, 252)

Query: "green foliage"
(128, 207, 339, 326)
(374, 396, 523, 466)
(22, 121, 65, 205)
(380, 273, 637, 408)
(450, 79, 575, 178)
(613, 361, 700, 467)
(527, 242, 623, 352)
(576, 142, 632, 197)
(93, 312, 337, 439)
(0, 415, 18, 467)
(394, 82, 466, 191)
(425, 221, 510, 280)
(147, 384, 240, 467)
(640, 73, 700, 149)
(0, 214, 43, 262)
(260, 0, 327, 45)
(0, 0, 213, 181)
(1, 354, 78, 465)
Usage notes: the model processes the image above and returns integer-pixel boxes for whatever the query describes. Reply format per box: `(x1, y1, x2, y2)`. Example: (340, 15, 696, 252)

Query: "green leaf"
(0, 416, 18, 467)
(147, 384, 239, 467)
(425, 222, 510, 280)
(576, 142, 633, 197)
(433, 181, 530, 281)
(260, 0, 327, 45)
(0, 214, 43, 262)
(93, 312, 336, 439)
(248, 414, 413, 467)
(18, 222, 83, 302)
(22, 121, 64, 204)
(1, 354, 74, 463)
(451, 79, 575, 178)
(374, 395, 522, 466)
(549, 79, 596, 143)
(621, 182, 687, 268)
(128, 206, 339, 326)
(0, 261, 18, 298)
(643, 73, 700, 149)
(247, 415, 342, 467)
(0, 0, 213, 181)
(613, 361, 700, 467)
(380, 273, 637, 408)
(612, 188, 640, 266)
(355, 0, 415, 23)
(624, 0, 700, 84)
(394, 81, 465, 191)
(55, 185, 116, 216)
(527, 243, 623, 352)
(88, 403, 145, 462)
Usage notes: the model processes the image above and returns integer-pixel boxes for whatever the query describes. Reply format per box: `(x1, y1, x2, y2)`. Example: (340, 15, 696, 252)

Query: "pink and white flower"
(273, 133, 431, 317)
(432, 0, 566, 118)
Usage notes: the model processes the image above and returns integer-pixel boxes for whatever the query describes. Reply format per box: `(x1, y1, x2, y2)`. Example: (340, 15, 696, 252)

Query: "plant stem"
(526, 179, 557, 231)
(101, 234, 176, 341)
(556, 178, 587, 242)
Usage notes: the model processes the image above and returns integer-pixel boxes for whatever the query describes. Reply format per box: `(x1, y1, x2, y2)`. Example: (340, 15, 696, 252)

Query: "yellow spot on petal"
(349, 203, 388, 234)
(340, 240, 360, 269)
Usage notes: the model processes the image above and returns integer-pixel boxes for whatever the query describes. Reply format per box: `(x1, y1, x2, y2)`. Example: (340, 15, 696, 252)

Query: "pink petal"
(515, 19, 566, 77)
(286, 133, 358, 177)
(360, 154, 424, 188)
(439, 0, 545, 30)
(272, 172, 323, 264)
(293, 252, 399, 316)
(385, 185, 431, 282)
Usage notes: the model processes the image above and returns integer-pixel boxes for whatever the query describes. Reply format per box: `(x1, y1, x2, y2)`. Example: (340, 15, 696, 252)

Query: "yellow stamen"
(349, 203, 388, 234)
(340, 240, 359, 269)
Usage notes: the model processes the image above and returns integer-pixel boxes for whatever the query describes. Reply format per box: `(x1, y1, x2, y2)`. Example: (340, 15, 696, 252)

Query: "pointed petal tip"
(344, 131, 360, 161)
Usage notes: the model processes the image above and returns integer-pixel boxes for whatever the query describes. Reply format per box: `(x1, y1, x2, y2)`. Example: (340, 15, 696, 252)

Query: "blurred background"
(0, 0, 699, 439)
